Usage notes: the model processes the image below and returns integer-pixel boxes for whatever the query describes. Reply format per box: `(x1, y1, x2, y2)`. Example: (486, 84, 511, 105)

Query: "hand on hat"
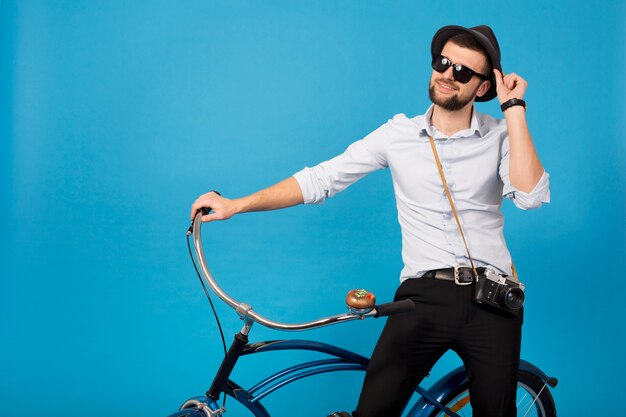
(493, 69, 527, 104)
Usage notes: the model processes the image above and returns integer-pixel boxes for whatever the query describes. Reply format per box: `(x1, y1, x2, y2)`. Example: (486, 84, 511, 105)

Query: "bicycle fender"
(518, 359, 558, 388)
(405, 360, 555, 416)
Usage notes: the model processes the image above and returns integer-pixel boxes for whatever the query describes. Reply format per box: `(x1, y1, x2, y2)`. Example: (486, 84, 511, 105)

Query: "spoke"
(518, 397, 536, 417)
(437, 381, 549, 417)
(519, 404, 537, 417)
(516, 390, 529, 407)
(522, 383, 547, 417)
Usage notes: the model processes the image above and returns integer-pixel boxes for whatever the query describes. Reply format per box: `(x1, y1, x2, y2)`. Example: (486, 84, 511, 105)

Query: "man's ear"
(476, 80, 491, 98)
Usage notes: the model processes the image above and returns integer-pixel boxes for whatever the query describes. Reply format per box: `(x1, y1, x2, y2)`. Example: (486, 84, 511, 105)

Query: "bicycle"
(167, 211, 558, 417)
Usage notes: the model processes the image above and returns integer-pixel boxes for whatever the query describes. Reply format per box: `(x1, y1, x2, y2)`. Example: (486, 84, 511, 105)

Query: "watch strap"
(501, 98, 526, 112)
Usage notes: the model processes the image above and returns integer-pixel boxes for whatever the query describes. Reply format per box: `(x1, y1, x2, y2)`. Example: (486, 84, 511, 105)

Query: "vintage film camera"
(474, 269, 525, 315)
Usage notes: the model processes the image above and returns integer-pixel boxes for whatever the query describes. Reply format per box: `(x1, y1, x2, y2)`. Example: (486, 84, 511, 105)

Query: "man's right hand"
(189, 177, 304, 224)
(190, 191, 238, 223)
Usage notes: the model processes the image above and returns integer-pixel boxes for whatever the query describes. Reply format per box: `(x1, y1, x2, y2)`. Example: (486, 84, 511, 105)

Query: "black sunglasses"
(431, 55, 489, 84)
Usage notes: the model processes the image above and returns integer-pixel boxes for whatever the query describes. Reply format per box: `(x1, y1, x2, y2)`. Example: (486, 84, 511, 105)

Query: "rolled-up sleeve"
(499, 137, 551, 210)
(503, 170, 550, 209)
(293, 126, 389, 204)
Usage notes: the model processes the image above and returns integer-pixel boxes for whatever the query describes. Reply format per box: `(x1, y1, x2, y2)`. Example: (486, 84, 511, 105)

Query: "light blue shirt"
(293, 105, 550, 282)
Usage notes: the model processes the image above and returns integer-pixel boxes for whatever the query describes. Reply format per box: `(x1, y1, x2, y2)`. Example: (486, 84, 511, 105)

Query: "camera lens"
(504, 288, 525, 310)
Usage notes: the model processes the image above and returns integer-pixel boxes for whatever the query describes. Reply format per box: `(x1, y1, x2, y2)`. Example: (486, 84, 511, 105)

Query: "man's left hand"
(493, 69, 527, 104)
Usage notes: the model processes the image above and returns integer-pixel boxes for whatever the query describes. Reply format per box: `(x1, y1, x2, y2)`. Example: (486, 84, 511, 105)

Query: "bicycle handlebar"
(373, 299, 415, 317)
(191, 212, 414, 331)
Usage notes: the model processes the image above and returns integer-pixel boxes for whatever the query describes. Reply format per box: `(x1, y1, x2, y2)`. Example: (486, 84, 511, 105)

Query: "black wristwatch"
(500, 98, 526, 112)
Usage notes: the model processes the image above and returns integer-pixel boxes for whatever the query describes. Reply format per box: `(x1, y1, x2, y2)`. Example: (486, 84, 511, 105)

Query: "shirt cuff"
(505, 170, 551, 210)
(293, 168, 325, 205)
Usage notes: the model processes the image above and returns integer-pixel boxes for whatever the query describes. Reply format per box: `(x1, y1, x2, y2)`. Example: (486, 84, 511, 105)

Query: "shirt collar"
(417, 104, 487, 139)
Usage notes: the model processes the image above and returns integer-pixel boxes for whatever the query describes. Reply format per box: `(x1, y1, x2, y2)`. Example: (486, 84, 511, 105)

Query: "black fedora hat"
(431, 25, 502, 102)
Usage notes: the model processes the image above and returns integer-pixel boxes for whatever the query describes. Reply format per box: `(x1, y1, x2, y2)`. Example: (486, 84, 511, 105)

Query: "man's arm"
(493, 69, 544, 193)
(190, 177, 304, 222)
(191, 121, 390, 222)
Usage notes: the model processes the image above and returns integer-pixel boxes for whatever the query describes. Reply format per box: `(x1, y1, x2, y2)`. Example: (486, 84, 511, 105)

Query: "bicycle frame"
(169, 335, 556, 417)
(167, 214, 558, 417)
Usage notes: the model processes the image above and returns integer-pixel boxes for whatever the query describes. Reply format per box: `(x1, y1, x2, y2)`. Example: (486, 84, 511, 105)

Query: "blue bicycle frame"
(167, 338, 556, 417)
(167, 213, 558, 417)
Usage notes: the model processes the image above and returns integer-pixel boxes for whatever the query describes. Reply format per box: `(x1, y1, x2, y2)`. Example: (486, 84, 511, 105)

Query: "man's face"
(428, 41, 491, 111)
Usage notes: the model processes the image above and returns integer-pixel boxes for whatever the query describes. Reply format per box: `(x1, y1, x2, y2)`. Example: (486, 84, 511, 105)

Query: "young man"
(190, 25, 550, 417)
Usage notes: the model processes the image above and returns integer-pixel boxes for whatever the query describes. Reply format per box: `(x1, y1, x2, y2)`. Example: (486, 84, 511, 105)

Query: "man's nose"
(442, 66, 455, 80)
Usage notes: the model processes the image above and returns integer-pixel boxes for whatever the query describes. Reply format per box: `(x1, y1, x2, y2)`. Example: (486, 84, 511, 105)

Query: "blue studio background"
(1, 1, 625, 416)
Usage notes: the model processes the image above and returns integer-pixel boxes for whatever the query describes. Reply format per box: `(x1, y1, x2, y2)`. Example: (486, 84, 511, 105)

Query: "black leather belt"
(422, 266, 485, 285)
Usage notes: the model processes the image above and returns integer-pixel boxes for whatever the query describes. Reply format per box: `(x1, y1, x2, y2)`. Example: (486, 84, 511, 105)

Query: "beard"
(428, 80, 478, 111)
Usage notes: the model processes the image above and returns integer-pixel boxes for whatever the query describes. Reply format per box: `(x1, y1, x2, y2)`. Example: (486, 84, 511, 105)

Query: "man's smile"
(436, 80, 458, 93)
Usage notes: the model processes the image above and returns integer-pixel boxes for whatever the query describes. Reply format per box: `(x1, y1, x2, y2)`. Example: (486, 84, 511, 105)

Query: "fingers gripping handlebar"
(190, 211, 415, 331)
(187, 191, 221, 236)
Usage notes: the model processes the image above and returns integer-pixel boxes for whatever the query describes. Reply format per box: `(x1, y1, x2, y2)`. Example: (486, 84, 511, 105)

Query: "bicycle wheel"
(428, 370, 557, 417)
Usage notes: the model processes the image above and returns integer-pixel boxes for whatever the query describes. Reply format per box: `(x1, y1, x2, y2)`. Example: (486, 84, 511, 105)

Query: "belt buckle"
(454, 265, 475, 286)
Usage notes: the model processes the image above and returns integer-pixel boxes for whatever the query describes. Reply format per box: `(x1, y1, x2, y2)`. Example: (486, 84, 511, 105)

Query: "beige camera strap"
(428, 135, 519, 281)
(428, 136, 479, 277)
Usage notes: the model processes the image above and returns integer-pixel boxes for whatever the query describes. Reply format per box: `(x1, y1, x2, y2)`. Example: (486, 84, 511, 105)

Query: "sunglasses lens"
(432, 57, 442, 72)
(432, 55, 472, 84)
(453, 65, 472, 84)
(431, 56, 448, 72)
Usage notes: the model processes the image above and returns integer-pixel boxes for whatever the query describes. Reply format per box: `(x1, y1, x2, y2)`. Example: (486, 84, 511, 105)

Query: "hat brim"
(431, 25, 501, 102)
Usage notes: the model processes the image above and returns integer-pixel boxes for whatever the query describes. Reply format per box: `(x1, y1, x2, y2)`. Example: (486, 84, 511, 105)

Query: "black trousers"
(353, 277, 523, 417)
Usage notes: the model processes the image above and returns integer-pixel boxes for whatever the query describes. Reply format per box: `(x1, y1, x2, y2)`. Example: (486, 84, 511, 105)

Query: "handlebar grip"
(374, 299, 415, 318)
(187, 191, 222, 236)
(199, 190, 222, 216)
